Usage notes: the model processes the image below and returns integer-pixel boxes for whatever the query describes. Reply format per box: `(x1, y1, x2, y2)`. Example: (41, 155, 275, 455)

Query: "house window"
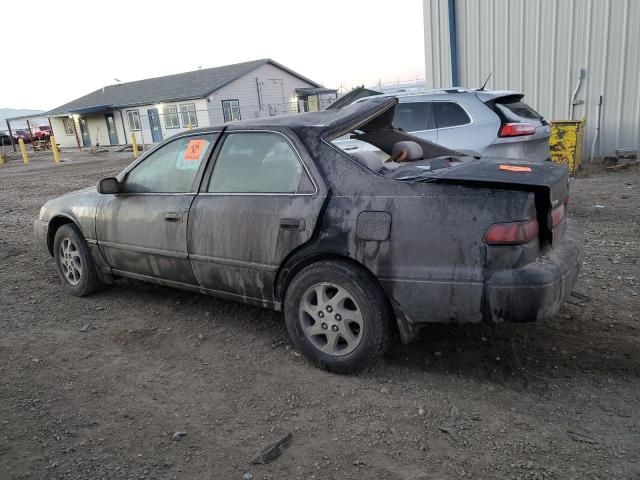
(62, 117, 75, 135)
(164, 105, 180, 129)
(221, 100, 241, 122)
(179, 103, 198, 127)
(127, 110, 141, 131)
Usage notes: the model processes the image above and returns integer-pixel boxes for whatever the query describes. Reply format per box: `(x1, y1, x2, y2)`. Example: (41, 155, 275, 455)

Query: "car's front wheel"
(284, 260, 393, 374)
(53, 223, 102, 296)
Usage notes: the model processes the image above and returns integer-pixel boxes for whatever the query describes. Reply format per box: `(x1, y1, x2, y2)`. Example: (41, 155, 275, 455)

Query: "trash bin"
(549, 120, 584, 175)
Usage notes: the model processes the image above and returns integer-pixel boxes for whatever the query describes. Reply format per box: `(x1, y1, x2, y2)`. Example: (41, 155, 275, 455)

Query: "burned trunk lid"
(422, 157, 568, 204)
(421, 157, 569, 243)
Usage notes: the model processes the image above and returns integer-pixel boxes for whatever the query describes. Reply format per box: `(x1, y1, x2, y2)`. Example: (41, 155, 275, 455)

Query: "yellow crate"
(550, 120, 584, 175)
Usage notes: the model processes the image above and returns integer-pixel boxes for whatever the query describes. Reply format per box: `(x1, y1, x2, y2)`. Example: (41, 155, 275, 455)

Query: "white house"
(45, 59, 336, 149)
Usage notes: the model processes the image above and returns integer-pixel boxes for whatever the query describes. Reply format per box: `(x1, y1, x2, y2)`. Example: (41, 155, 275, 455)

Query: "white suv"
(335, 88, 551, 162)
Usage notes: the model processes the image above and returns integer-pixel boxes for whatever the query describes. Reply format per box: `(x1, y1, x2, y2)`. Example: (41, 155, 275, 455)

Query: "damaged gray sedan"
(35, 97, 583, 374)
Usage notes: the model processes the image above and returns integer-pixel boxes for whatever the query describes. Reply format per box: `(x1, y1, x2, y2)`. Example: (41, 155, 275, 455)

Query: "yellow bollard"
(131, 132, 139, 159)
(188, 122, 193, 130)
(51, 136, 60, 163)
(18, 138, 29, 164)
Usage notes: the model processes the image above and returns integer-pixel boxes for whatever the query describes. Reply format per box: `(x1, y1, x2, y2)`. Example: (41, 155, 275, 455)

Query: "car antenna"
(476, 72, 492, 91)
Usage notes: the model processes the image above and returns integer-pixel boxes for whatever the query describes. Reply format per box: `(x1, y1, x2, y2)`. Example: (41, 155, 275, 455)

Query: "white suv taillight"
(498, 123, 536, 137)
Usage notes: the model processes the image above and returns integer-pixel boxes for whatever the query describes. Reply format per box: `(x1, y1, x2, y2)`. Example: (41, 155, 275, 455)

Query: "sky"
(1, 0, 425, 111)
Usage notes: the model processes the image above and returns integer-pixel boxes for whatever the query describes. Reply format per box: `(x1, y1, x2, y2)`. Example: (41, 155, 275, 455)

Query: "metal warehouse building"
(423, 0, 640, 160)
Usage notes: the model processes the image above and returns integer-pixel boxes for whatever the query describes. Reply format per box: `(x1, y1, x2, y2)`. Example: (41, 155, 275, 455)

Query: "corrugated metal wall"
(423, 0, 640, 158)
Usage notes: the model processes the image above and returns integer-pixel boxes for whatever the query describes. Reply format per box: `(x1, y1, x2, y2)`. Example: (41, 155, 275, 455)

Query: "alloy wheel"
(59, 237, 82, 285)
(299, 282, 364, 356)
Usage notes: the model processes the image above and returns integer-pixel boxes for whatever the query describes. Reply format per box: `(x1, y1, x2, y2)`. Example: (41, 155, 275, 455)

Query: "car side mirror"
(97, 177, 120, 194)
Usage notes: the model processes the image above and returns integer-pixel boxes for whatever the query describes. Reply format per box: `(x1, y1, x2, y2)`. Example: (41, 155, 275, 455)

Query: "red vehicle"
(32, 125, 52, 140)
(12, 129, 32, 143)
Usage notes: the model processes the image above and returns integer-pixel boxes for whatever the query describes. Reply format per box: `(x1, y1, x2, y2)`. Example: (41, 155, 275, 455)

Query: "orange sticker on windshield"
(499, 165, 532, 172)
(184, 139, 206, 161)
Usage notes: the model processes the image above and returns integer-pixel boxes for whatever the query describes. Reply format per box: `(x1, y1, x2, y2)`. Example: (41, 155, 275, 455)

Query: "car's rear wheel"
(284, 260, 393, 374)
(53, 224, 101, 296)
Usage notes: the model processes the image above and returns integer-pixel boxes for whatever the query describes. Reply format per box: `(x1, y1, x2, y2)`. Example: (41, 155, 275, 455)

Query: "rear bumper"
(34, 219, 50, 255)
(485, 218, 583, 322)
(482, 136, 551, 162)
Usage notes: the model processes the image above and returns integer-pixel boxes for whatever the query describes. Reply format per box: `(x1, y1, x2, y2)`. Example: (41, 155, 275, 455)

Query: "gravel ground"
(0, 154, 638, 479)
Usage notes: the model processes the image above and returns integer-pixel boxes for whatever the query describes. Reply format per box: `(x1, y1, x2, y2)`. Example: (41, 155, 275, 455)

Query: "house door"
(147, 108, 163, 143)
(105, 113, 119, 145)
(78, 117, 91, 146)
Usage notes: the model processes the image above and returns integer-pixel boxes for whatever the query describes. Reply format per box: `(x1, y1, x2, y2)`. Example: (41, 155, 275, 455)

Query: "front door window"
(125, 134, 216, 193)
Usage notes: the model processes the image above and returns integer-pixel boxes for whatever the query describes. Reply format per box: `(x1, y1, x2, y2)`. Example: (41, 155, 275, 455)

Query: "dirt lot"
(0, 153, 638, 480)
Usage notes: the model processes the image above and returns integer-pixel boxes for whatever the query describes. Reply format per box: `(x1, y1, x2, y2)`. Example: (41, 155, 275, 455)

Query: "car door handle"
(343, 146, 358, 151)
(164, 212, 182, 222)
(280, 218, 305, 231)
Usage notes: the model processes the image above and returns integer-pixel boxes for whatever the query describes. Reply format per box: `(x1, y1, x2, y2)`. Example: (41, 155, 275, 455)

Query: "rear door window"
(208, 132, 314, 194)
(393, 102, 435, 132)
(432, 102, 471, 128)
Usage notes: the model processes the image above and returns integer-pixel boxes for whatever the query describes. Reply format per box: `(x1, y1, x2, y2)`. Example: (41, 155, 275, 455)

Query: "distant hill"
(0, 108, 46, 129)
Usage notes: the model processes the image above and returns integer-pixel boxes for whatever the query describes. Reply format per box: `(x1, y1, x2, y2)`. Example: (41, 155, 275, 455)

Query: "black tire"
(284, 260, 393, 374)
(53, 223, 102, 296)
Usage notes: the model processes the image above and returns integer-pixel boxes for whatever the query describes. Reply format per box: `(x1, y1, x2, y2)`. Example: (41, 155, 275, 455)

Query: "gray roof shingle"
(45, 59, 320, 116)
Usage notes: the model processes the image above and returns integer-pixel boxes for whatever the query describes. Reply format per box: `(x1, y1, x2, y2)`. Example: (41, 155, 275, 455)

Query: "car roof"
(353, 88, 523, 104)
(187, 97, 397, 136)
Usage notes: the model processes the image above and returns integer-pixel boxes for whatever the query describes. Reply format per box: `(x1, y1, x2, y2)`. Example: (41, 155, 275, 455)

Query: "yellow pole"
(188, 122, 193, 130)
(131, 132, 139, 158)
(18, 138, 29, 164)
(51, 136, 60, 163)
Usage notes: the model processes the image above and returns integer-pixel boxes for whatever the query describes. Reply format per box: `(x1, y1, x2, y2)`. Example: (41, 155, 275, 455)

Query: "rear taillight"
(484, 218, 539, 245)
(550, 203, 566, 228)
(498, 123, 536, 137)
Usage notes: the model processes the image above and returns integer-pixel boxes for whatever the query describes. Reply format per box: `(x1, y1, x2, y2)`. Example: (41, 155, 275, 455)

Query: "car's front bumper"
(34, 219, 50, 255)
(485, 218, 584, 322)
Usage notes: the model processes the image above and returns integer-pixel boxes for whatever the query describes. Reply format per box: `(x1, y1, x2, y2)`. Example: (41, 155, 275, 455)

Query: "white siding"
(48, 63, 320, 147)
(84, 114, 111, 146)
(207, 63, 317, 125)
(49, 99, 210, 148)
(118, 98, 210, 147)
(50, 116, 79, 148)
(423, 0, 640, 158)
(423, 0, 453, 88)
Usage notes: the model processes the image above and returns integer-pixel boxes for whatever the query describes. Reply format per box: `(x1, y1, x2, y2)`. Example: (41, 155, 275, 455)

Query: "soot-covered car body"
(35, 97, 583, 373)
